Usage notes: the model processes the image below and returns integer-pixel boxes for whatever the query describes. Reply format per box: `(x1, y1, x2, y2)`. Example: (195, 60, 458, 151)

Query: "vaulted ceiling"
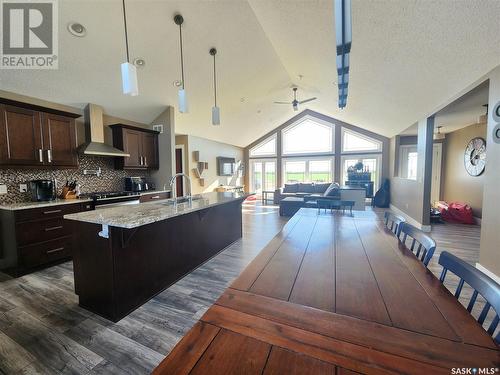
(1, 0, 499, 147)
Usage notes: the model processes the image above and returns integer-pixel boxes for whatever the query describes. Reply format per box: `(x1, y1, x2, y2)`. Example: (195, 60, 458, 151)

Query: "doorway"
(175, 146, 184, 197)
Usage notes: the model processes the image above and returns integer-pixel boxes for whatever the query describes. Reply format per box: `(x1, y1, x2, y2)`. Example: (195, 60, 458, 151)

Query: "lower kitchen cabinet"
(0, 202, 87, 277)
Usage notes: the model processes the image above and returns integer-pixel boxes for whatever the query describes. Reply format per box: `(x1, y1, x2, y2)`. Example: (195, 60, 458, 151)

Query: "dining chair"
(397, 223, 436, 266)
(438, 251, 500, 344)
(384, 212, 406, 236)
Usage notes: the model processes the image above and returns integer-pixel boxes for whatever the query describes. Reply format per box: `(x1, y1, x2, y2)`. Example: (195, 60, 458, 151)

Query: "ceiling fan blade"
(274, 101, 292, 104)
(299, 97, 317, 104)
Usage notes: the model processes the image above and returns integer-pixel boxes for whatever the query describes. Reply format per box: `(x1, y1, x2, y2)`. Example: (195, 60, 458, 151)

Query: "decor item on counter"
(120, 0, 138, 96)
(60, 180, 79, 199)
(464, 137, 486, 177)
(334, 0, 352, 108)
(174, 14, 188, 113)
(192, 151, 208, 186)
(210, 48, 220, 125)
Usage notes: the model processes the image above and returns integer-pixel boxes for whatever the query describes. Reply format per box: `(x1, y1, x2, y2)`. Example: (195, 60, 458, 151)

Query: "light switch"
(0, 184, 7, 195)
(19, 183, 28, 193)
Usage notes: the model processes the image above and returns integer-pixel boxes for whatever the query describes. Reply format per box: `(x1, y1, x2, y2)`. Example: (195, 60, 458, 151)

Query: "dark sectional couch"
(274, 182, 340, 204)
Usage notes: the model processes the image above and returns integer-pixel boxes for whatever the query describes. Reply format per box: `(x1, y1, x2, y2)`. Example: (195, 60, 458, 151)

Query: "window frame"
(340, 154, 382, 190)
(341, 128, 383, 154)
(398, 144, 418, 181)
(281, 115, 335, 157)
(249, 134, 278, 158)
(281, 156, 335, 184)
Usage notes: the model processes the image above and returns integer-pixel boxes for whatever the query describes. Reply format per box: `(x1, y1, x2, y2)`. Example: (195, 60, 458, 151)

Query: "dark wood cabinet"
(111, 124, 160, 170)
(0, 202, 86, 277)
(0, 101, 79, 168)
(139, 191, 170, 203)
(0, 105, 43, 166)
(41, 113, 78, 167)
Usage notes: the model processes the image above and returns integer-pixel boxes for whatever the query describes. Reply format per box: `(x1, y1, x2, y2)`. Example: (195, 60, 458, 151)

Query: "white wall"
(150, 107, 175, 190)
(180, 135, 244, 195)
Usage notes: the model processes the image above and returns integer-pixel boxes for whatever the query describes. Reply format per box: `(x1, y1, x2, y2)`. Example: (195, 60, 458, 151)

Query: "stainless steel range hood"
(80, 104, 130, 157)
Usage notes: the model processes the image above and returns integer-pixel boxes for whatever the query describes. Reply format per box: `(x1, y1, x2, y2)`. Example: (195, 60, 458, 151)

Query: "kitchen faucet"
(169, 173, 192, 203)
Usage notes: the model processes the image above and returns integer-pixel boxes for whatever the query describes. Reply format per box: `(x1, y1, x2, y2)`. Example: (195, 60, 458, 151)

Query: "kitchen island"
(64, 192, 249, 322)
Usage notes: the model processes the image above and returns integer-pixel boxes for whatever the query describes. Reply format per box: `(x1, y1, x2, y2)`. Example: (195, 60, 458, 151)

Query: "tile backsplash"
(0, 155, 149, 205)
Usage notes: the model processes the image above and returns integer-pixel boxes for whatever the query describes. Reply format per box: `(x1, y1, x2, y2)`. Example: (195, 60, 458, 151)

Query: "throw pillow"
(314, 183, 331, 194)
(323, 182, 340, 197)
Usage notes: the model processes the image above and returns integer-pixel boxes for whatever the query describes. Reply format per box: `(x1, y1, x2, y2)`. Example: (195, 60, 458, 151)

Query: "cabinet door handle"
(47, 149, 52, 163)
(151, 195, 160, 199)
(139, 156, 143, 165)
(45, 225, 63, 231)
(43, 209, 62, 214)
(38, 149, 43, 163)
(144, 157, 147, 166)
(47, 247, 64, 254)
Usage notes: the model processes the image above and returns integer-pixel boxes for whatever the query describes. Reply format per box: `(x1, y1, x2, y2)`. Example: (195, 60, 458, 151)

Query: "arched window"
(282, 117, 334, 155)
(249, 134, 277, 157)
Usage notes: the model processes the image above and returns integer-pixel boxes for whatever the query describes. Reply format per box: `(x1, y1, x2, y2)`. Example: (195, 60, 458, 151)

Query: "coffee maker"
(29, 179, 56, 201)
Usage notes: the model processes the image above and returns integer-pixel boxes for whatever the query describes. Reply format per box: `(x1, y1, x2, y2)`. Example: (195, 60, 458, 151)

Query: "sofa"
(274, 182, 340, 204)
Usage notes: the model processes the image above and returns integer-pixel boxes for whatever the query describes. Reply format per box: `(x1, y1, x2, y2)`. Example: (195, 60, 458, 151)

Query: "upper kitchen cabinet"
(110, 124, 159, 170)
(0, 105, 43, 166)
(0, 99, 80, 168)
(41, 113, 78, 167)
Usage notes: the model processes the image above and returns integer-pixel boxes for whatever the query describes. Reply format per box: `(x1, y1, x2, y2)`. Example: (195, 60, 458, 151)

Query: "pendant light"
(210, 48, 220, 125)
(120, 0, 138, 96)
(334, 0, 352, 108)
(174, 14, 188, 113)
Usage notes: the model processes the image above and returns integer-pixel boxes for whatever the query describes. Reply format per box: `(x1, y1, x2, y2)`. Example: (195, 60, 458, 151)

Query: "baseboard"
(389, 204, 431, 232)
(476, 263, 500, 284)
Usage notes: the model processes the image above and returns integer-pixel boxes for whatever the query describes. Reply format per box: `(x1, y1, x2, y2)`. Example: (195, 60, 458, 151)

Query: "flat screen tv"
(217, 157, 236, 176)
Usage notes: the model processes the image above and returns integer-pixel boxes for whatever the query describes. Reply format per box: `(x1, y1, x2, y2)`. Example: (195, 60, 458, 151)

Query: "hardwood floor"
(0, 200, 287, 375)
(0, 201, 489, 374)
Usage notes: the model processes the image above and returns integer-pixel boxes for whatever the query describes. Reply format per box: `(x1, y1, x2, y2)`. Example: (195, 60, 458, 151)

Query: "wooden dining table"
(153, 208, 500, 374)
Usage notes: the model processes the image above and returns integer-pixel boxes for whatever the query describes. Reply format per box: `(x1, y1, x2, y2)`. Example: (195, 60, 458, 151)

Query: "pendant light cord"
(122, 0, 130, 62)
(213, 54, 217, 107)
(179, 24, 185, 90)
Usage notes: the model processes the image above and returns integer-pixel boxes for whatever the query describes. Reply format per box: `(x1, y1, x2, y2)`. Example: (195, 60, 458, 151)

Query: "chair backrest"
(397, 222, 436, 266)
(384, 212, 406, 236)
(438, 251, 500, 344)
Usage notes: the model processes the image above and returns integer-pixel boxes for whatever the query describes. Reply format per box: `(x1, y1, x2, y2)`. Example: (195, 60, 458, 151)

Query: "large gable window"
(249, 134, 277, 157)
(282, 117, 334, 155)
(342, 129, 382, 153)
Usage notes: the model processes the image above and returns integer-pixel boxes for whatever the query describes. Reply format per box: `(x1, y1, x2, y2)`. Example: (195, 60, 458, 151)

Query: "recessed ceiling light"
(173, 80, 182, 87)
(67, 22, 86, 37)
(240, 97, 245, 103)
(133, 58, 146, 68)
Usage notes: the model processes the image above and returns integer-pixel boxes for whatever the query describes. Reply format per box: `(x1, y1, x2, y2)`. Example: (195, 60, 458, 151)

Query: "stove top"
(80, 191, 140, 200)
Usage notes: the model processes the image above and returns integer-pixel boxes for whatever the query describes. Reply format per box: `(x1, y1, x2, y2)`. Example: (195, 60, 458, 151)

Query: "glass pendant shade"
(121, 62, 138, 96)
(212, 106, 220, 125)
(178, 88, 188, 113)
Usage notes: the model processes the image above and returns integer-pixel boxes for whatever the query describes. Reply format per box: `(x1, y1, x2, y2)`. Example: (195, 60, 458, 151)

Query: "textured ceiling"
(0, 0, 499, 147)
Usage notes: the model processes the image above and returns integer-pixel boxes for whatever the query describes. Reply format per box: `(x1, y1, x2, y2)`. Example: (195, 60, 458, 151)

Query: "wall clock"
(464, 137, 486, 176)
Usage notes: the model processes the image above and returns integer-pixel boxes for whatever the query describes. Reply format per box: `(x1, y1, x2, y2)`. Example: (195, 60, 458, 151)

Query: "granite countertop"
(0, 197, 92, 211)
(64, 192, 250, 229)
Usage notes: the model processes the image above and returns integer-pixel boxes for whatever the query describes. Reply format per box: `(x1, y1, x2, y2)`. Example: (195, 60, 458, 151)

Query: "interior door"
(0, 105, 43, 166)
(41, 113, 77, 167)
(123, 129, 143, 168)
(141, 132, 158, 169)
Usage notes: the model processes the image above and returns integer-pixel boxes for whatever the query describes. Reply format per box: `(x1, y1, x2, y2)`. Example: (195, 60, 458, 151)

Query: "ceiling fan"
(274, 87, 317, 111)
